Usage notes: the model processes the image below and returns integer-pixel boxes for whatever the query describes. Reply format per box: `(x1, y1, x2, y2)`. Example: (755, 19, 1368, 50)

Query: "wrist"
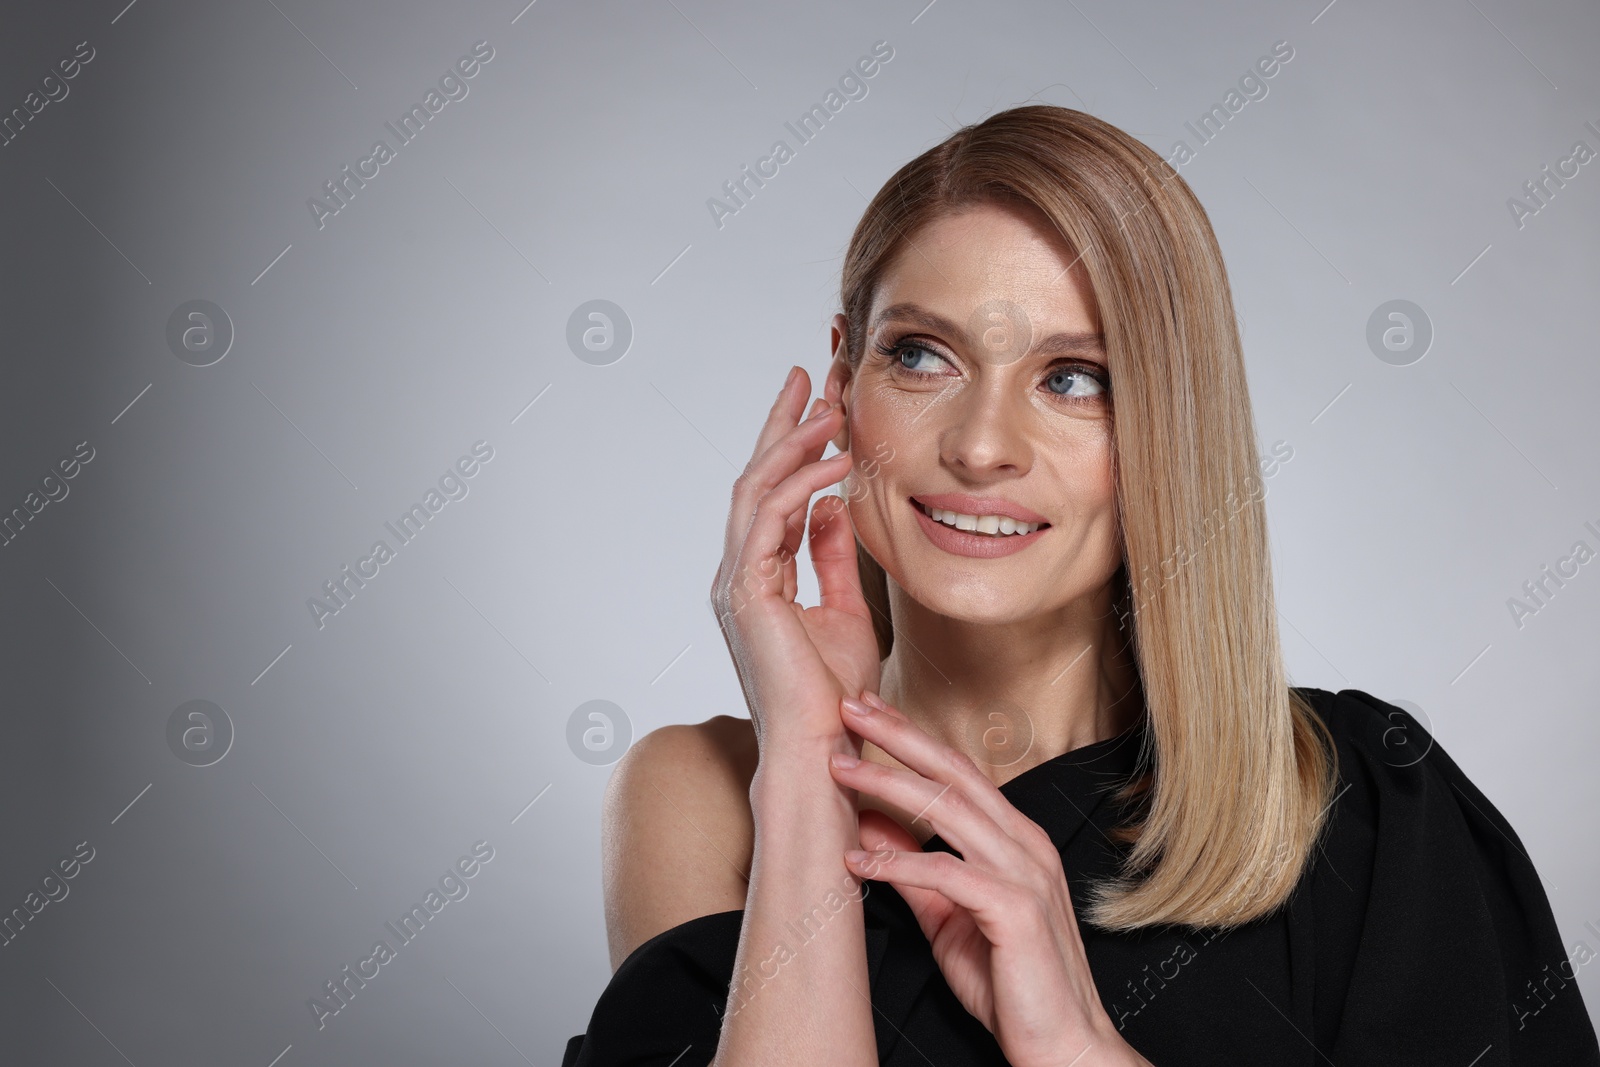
(1075, 1017, 1150, 1067)
(749, 735, 857, 824)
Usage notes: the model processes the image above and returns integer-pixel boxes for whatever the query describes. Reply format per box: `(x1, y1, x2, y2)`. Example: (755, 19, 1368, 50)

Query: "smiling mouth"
(910, 497, 1051, 537)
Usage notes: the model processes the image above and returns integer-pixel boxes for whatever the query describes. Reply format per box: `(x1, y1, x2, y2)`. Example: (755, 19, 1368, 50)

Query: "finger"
(831, 750, 1027, 869)
(855, 810, 955, 938)
(840, 696, 1040, 845)
(721, 382, 831, 570)
(726, 452, 854, 607)
(778, 499, 805, 605)
(845, 847, 1016, 926)
(857, 806, 922, 853)
(808, 492, 870, 620)
(748, 399, 839, 500)
(716, 399, 843, 610)
(749, 366, 811, 462)
(778, 400, 833, 603)
(725, 401, 843, 554)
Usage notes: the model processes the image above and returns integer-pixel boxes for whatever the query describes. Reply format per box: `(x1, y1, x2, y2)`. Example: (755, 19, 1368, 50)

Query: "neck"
(875, 577, 1143, 785)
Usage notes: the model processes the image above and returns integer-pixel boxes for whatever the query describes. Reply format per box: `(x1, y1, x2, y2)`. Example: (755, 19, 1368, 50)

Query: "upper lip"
(911, 493, 1050, 525)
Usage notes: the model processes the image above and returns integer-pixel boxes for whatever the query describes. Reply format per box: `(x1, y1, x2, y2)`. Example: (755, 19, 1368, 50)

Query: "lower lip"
(910, 499, 1049, 558)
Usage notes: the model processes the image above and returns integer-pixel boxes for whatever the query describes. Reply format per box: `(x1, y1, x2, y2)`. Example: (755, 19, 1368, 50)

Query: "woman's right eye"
(890, 343, 950, 375)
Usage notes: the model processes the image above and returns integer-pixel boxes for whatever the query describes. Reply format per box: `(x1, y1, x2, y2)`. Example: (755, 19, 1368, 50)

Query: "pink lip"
(910, 493, 1049, 525)
(910, 498, 1049, 558)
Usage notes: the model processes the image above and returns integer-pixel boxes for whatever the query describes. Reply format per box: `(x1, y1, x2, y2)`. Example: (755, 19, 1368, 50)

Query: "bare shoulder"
(600, 714, 757, 972)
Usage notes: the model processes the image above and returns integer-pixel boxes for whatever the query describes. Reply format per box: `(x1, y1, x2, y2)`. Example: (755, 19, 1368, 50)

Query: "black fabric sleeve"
(560, 910, 744, 1067)
(1319, 688, 1600, 1066)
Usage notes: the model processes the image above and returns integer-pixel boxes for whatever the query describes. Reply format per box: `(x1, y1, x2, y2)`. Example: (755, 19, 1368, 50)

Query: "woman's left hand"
(828, 690, 1153, 1067)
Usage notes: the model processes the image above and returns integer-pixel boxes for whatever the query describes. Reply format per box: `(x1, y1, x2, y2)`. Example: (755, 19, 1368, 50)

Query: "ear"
(827, 313, 853, 453)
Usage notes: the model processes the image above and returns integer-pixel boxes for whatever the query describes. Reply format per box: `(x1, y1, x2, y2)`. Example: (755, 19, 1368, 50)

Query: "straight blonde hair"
(840, 104, 1337, 931)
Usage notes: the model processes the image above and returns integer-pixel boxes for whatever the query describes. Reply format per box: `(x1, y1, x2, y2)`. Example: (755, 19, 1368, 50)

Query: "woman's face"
(827, 199, 1122, 626)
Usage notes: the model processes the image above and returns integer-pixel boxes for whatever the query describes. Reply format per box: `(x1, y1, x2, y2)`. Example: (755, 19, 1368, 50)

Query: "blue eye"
(1044, 365, 1106, 398)
(874, 334, 1109, 405)
(896, 344, 948, 373)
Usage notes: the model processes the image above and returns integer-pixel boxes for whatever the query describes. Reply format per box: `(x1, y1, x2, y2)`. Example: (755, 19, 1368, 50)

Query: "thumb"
(857, 807, 922, 855)
(856, 809, 955, 935)
(808, 488, 866, 618)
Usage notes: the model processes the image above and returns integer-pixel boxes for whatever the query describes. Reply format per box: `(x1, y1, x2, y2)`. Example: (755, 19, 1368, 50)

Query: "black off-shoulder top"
(561, 687, 1600, 1066)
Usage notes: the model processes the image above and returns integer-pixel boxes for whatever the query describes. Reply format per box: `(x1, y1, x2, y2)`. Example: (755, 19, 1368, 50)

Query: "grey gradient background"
(2, 0, 1597, 1062)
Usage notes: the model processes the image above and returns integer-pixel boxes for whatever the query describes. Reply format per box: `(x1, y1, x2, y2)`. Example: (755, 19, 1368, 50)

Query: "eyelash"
(871, 335, 1111, 402)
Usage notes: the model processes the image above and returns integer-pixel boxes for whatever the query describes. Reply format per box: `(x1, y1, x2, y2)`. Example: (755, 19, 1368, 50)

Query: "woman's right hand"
(710, 365, 881, 757)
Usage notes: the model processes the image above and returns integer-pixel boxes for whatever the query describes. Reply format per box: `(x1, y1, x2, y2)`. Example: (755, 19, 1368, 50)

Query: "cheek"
(847, 376, 923, 449)
(1040, 422, 1120, 538)
(845, 381, 914, 470)
(840, 391, 915, 533)
(1083, 426, 1118, 502)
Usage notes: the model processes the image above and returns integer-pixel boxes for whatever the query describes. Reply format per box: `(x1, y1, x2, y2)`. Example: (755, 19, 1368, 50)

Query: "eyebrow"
(870, 302, 1105, 360)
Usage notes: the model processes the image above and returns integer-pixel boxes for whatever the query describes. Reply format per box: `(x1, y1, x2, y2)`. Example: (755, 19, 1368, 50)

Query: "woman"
(561, 105, 1600, 1065)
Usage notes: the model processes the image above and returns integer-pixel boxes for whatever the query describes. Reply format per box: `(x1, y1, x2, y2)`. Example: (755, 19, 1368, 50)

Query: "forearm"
(712, 737, 876, 1066)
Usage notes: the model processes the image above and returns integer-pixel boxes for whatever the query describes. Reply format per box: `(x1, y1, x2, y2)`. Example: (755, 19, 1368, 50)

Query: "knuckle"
(1016, 862, 1054, 896)
(754, 484, 786, 518)
(943, 746, 980, 779)
(1023, 822, 1055, 854)
(940, 786, 974, 817)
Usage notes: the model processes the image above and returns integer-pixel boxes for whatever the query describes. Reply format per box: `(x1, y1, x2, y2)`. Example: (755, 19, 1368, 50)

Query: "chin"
(895, 567, 1046, 625)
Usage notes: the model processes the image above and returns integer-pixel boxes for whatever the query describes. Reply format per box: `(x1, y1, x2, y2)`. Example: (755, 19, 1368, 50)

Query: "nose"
(937, 378, 1033, 478)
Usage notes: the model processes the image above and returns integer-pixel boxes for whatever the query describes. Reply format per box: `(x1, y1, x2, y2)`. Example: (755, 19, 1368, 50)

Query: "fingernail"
(844, 849, 869, 864)
(830, 751, 859, 769)
(805, 398, 828, 421)
(860, 691, 887, 711)
(783, 366, 800, 391)
(841, 695, 875, 720)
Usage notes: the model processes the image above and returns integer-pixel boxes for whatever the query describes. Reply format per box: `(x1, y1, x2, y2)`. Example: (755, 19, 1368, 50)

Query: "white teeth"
(924, 504, 1042, 536)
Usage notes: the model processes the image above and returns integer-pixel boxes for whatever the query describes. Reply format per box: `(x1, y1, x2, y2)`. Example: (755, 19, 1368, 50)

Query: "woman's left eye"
(1043, 365, 1107, 399)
